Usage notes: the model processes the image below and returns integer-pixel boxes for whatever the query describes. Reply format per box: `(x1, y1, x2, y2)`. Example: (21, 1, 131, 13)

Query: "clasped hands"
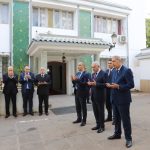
(25, 75, 31, 80)
(71, 75, 78, 81)
(106, 83, 119, 89)
(38, 81, 47, 85)
(87, 80, 96, 86)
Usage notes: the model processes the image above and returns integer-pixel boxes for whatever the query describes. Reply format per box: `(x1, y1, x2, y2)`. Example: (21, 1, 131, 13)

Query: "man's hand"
(87, 80, 96, 86)
(106, 83, 119, 89)
(71, 75, 78, 81)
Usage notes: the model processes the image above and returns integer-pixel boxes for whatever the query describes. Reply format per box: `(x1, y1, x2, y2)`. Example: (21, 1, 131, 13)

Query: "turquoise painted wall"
(13, 0, 29, 73)
(79, 10, 92, 72)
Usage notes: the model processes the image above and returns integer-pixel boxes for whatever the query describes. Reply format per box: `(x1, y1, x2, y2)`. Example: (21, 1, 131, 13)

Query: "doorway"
(48, 61, 66, 95)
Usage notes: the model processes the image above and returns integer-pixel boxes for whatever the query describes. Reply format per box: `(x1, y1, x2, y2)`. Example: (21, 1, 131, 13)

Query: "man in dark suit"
(105, 59, 114, 122)
(88, 61, 107, 133)
(19, 66, 35, 116)
(35, 67, 51, 116)
(3, 66, 18, 118)
(71, 62, 90, 126)
(106, 56, 134, 148)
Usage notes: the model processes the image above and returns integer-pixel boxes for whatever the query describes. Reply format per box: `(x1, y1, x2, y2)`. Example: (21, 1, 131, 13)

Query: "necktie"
(115, 70, 119, 81)
(93, 73, 97, 80)
(108, 69, 111, 76)
(77, 72, 82, 78)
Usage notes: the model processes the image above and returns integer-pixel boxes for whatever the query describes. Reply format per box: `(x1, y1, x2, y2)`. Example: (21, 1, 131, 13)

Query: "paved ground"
(0, 92, 150, 150)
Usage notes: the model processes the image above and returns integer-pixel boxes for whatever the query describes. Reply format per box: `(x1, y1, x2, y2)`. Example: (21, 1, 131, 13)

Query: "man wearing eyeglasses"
(19, 66, 35, 116)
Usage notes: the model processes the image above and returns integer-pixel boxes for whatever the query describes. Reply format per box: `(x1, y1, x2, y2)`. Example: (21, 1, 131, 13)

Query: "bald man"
(19, 66, 35, 116)
(88, 61, 107, 133)
(71, 62, 91, 126)
(3, 66, 18, 118)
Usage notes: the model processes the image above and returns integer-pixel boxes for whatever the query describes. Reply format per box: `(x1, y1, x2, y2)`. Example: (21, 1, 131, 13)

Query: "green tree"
(146, 19, 150, 48)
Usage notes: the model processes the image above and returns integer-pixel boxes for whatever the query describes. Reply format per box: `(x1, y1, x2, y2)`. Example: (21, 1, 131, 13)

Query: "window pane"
(107, 19, 112, 33)
(102, 18, 107, 33)
(0, 4, 9, 24)
(94, 16, 97, 32)
(112, 19, 118, 34)
(54, 10, 60, 28)
(67, 12, 73, 30)
(40, 8, 47, 27)
(2, 56, 8, 74)
(33, 8, 38, 26)
(62, 11, 67, 29)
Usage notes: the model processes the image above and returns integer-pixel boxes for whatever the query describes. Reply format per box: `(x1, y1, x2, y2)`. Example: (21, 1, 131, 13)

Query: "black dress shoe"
(80, 122, 86, 126)
(39, 113, 42, 116)
(108, 134, 121, 140)
(97, 127, 105, 133)
(73, 119, 81, 124)
(5, 114, 10, 118)
(29, 112, 34, 116)
(45, 113, 49, 116)
(91, 126, 100, 130)
(126, 140, 132, 148)
(23, 113, 27, 116)
(13, 114, 17, 117)
(105, 118, 112, 122)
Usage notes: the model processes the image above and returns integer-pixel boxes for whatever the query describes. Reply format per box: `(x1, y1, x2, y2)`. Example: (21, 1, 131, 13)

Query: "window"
(0, 3, 9, 24)
(53, 10, 73, 30)
(32, 7, 74, 30)
(54, 10, 60, 28)
(33, 8, 38, 26)
(2, 56, 9, 74)
(94, 15, 121, 35)
(40, 8, 47, 27)
(32, 7, 47, 27)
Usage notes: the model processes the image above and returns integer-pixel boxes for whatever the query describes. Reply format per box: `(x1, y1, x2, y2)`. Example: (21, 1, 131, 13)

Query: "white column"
(94, 53, 100, 62)
(66, 59, 75, 95)
(0, 56, 2, 79)
(40, 51, 47, 70)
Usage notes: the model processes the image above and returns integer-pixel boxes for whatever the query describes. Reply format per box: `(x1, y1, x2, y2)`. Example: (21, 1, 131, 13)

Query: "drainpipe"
(29, 0, 32, 67)
(126, 15, 129, 67)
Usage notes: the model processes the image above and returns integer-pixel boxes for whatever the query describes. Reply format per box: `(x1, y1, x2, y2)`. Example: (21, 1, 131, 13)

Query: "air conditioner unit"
(118, 35, 126, 44)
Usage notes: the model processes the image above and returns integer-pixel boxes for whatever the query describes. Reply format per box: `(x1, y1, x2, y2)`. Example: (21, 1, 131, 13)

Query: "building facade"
(0, 0, 146, 94)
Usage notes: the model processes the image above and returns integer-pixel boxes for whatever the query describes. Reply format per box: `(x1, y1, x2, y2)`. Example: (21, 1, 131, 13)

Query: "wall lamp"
(109, 32, 117, 51)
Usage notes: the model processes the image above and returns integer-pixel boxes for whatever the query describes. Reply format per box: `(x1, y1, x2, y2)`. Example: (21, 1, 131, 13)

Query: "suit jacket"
(3, 73, 18, 95)
(19, 72, 35, 94)
(111, 65, 134, 105)
(91, 70, 107, 102)
(72, 71, 91, 98)
(35, 74, 51, 95)
(105, 68, 114, 95)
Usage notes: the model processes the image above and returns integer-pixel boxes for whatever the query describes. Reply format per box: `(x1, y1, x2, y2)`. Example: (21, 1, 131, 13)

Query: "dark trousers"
(114, 103, 132, 141)
(86, 89, 90, 103)
(22, 90, 33, 114)
(75, 94, 87, 122)
(38, 95, 49, 114)
(92, 99, 105, 128)
(106, 89, 112, 119)
(4, 94, 17, 115)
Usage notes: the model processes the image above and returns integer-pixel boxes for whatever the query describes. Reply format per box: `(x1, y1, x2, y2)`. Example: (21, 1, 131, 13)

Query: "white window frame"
(94, 15, 120, 34)
(53, 9, 74, 30)
(32, 7, 48, 27)
(0, 3, 9, 24)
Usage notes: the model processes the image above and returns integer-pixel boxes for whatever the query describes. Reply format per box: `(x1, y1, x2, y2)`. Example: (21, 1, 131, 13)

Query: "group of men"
(2, 66, 50, 118)
(71, 55, 134, 148)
